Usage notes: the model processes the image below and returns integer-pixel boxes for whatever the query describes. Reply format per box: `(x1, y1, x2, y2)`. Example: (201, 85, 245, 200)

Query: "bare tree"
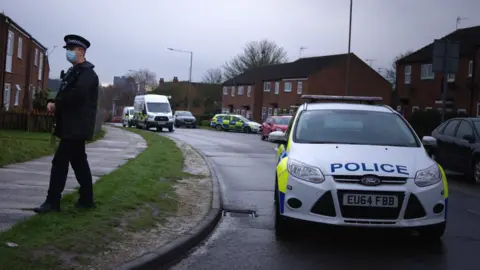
(202, 68, 224, 84)
(126, 68, 157, 91)
(385, 50, 414, 84)
(223, 39, 288, 79)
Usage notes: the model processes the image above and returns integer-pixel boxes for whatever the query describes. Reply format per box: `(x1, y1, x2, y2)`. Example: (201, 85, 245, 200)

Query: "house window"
(425, 107, 432, 111)
(14, 84, 21, 106)
(274, 82, 279, 94)
(268, 107, 272, 116)
(262, 107, 266, 119)
(284, 82, 292, 92)
(247, 86, 252, 97)
(458, 109, 467, 116)
(231, 86, 235, 97)
(447, 73, 455, 82)
(17, 37, 23, 59)
(5, 30, 14, 73)
(404, 65, 411, 84)
(420, 64, 434, 80)
(297, 81, 303, 94)
(238, 86, 244, 95)
(34, 48, 39, 66)
(38, 52, 44, 80)
(273, 108, 278, 116)
(412, 106, 419, 113)
(468, 60, 473, 77)
(241, 109, 245, 116)
(3, 83, 11, 110)
(263, 82, 271, 92)
(289, 109, 294, 115)
(223, 86, 228, 95)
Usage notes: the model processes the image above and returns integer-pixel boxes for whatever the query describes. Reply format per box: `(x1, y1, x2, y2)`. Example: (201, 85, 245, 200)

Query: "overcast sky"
(3, 0, 480, 85)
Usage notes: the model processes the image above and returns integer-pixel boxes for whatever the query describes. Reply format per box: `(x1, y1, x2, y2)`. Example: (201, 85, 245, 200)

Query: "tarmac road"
(162, 127, 480, 270)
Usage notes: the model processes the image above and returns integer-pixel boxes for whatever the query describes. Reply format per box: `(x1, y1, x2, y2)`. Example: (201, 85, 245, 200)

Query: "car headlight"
(287, 159, 325, 183)
(168, 115, 173, 120)
(415, 164, 441, 187)
(147, 113, 154, 118)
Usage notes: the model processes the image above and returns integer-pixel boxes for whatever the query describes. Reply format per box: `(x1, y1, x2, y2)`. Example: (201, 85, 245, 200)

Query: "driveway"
(162, 128, 480, 270)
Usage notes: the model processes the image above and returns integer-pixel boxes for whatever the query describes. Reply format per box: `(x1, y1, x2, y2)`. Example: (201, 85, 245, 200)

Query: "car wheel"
(261, 134, 265, 140)
(168, 126, 174, 132)
(274, 179, 292, 239)
(472, 159, 480, 184)
(415, 222, 446, 242)
(215, 125, 223, 131)
(122, 123, 126, 127)
(243, 126, 252, 133)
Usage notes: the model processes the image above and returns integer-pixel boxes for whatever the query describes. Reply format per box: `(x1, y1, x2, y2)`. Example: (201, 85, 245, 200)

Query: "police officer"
(34, 34, 99, 213)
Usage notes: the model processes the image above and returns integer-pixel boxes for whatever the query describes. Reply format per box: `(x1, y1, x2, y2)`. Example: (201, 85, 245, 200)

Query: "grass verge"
(0, 127, 185, 270)
(0, 129, 106, 167)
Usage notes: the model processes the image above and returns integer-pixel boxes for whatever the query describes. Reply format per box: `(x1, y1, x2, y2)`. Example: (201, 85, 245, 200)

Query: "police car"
(274, 95, 448, 240)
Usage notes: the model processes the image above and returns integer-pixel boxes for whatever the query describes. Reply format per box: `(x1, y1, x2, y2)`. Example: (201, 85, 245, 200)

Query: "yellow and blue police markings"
(276, 132, 292, 214)
(211, 115, 254, 131)
(438, 164, 449, 219)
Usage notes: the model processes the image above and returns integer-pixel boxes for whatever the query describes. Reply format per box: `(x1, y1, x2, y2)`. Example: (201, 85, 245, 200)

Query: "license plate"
(342, 194, 398, 208)
(157, 121, 166, 125)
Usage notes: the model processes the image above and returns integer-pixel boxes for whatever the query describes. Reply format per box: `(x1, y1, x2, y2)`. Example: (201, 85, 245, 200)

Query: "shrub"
(200, 120, 210, 126)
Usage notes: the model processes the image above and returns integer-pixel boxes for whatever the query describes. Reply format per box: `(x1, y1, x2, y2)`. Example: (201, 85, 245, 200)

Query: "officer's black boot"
(33, 201, 61, 213)
(75, 199, 96, 209)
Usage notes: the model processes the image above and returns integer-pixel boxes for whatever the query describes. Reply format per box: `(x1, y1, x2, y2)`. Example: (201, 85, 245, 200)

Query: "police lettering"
(330, 163, 409, 175)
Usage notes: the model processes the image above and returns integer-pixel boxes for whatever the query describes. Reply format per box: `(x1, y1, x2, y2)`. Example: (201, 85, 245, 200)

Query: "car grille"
(311, 191, 336, 217)
(403, 194, 426, 219)
(333, 175, 407, 185)
(154, 116, 168, 121)
(337, 190, 405, 220)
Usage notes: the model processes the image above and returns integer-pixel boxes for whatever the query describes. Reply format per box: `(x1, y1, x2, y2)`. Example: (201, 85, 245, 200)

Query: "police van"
(274, 95, 448, 240)
(133, 94, 174, 132)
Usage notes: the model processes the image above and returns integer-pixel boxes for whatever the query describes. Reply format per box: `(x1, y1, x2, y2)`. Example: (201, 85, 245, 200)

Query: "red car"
(260, 115, 292, 140)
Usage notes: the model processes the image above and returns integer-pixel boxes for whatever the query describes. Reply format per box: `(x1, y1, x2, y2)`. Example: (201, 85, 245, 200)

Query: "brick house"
(395, 26, 479, 119)
(221, 53, 392, 122)
(153, 77, 222, 115)
(0, 13, 50, 110)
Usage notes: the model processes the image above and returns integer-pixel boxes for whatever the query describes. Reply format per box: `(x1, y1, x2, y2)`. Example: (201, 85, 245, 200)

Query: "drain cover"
(223, 209, 258, 218)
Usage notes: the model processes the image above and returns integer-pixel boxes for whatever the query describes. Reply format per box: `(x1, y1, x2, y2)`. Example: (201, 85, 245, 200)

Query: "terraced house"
(0, 13, 50, 110)
(395, 25, 479, 119)
(221, 53, 392, 122)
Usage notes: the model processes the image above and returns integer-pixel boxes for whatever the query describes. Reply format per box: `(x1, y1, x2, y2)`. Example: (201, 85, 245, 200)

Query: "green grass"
(0, 129, 105, 167)
(0, 127, 185, 270)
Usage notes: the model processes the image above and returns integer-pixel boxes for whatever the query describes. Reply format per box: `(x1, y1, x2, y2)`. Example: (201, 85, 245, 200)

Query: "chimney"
(159, 78, 164, 85)
(173, 76, 178, 83)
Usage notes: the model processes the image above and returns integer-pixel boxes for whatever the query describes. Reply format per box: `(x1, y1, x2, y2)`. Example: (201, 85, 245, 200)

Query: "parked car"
(260, 115, 292, 140)
(174, 110, 197, 128)
(122, 106, 134, 127)
(423, 117, 480, 183)
(210, 114, 261, 133)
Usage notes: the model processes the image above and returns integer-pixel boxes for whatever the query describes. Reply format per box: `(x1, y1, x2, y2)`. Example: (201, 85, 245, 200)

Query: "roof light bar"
(301, 95, 383, 103)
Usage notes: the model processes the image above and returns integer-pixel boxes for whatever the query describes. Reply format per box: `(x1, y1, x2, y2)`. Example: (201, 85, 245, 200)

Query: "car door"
(230, 116, 241, 131)
(222, 116, 231, 130)
(436, 119, 460, 169)
(453, 120, 475, 173)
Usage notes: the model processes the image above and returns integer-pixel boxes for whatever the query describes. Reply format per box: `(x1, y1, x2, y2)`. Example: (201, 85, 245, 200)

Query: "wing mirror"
(463, 134, 475, 143)
(421, 136, 437, 147)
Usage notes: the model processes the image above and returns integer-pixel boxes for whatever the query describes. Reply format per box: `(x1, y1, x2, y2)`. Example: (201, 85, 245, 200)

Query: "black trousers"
(46, 139, 94, 205)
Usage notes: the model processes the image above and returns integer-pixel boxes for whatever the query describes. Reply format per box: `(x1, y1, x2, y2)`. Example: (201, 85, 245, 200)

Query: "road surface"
(161, 127, 480, 270)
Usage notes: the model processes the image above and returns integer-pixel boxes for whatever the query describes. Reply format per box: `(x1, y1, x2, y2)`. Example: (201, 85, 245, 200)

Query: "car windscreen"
(293, 109, 419, 147)
(237, 116, 250, 122)
(274, 117, 291, 125)
(147, 102, 171, 113)
(176, 111, 193, 116)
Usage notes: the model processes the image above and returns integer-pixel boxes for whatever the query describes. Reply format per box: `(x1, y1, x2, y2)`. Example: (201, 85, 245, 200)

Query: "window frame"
(38, 52, 44, 80)
(238, 86, 244, 95)
(231, 86, 235, 97)
(297, 81, 303, 94)
(284, 82, 292, 92)
(17, 37, 23, 59)
(263, 82, 271, 92)
(420, 64, 435, 80)
(223, 86, 228, 95)
(14, 84, 21, 106)
(274, 82, 279, 94)
(468, 60, 473, 77)
(404, 65, 412, 84)
(5, 30, 14, 73)
(3, 83, 11, 110)
(247, 85, 252, 97)
(34, 48, 39, 66)
(412, 106, 419, 113)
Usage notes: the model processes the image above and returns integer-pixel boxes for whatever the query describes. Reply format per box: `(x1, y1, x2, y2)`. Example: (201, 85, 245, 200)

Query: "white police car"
(274, 95, 448, 240)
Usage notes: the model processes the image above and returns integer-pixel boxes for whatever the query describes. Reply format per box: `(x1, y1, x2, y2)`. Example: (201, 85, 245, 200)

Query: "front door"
(222, 116, 231, 129)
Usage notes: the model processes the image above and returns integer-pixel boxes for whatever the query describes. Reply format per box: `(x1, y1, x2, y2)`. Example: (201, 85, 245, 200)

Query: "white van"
(133, 94, 174, 132)
(122, 106, 134, 127)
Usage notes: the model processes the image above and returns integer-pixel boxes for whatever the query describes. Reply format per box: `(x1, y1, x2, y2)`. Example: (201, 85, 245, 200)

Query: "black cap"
(63, 34, 90, 49)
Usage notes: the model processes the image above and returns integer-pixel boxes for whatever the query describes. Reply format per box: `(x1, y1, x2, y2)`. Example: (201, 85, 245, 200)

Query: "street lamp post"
(168, 48, 193, 111)
(345, 0, 353, 95)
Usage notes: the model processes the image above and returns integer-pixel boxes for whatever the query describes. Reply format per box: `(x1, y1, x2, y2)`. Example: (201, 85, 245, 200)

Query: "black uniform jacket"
(49, 61, 99, 141)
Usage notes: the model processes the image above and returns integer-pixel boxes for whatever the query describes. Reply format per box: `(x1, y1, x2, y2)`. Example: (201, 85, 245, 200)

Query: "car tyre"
(168, 126, 174, 132)
(416, 222, 446, 242)
(243, 126, 252, 133)
(215, 125, 223, 131)
(471, 159, 480, 184)
(274, 178, 292, 240)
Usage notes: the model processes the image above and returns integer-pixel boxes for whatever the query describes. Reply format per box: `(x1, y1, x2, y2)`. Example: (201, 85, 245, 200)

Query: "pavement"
(0, 125, 147, 232)
(159, 128, 480, 270)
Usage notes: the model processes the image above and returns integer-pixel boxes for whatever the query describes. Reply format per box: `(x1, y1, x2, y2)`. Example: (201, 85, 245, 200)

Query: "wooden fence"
(0, 109, 105, 134)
